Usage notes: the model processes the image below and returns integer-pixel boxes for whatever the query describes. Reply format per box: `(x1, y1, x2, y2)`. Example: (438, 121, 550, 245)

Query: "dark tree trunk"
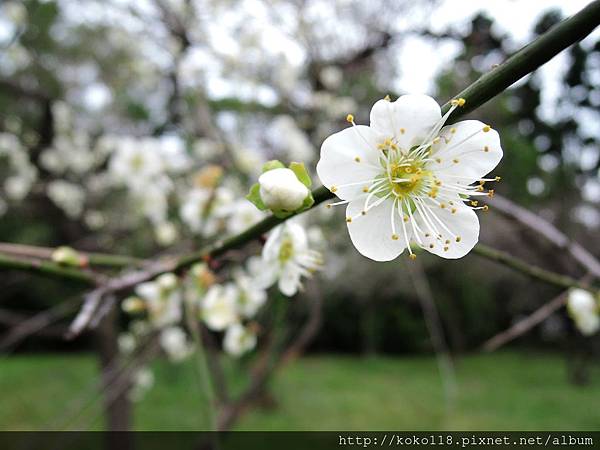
(95, 306, 133, 432)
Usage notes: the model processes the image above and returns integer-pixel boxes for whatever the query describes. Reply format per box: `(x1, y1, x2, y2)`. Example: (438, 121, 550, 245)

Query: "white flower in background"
(180, 187, 233, 235)
(567, 289, 599, 336)
(129, 367, 155, 402)
(159, 326, 193, 362)
(135, 273, 182, 328)
(131, 181, 171, 225)
(4, 175, 33, 200)
(47, 180, 86, 218)
(319, 66, 343, 90)
(259, 168, 309, 213)
(223, 323, 257, 357)
(260, 221, 323, 296)
(155, 221, 178, 246)
(108, 138, 164, 186)
(118, 332, 136, 354)
(317, 94, 503, 261)
(226, 200, 266, 234)
(193, 138, 221, 160)
(269, 116, 315, 162)
(232, 265, 267, 318)
(201, 283, 239, 331)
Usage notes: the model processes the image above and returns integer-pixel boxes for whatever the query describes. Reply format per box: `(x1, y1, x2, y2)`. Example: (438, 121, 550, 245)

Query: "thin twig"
(490, 195, 600, 278)
(472, 244, 594, 292)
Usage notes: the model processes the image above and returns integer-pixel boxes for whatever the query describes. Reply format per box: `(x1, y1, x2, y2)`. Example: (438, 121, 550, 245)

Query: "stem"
(0, 253, 99, 285)
(441, 0, 600, 117)
(472, 244, 593, 291)
(0, 242, 141, 268)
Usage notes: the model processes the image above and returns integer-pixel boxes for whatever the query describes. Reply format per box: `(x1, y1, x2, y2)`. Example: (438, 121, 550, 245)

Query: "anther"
(346, 217, 352, 223)
(384, 95, 391, 101)
(484, 146, 490, 152)
(429, 244, 434, 249)
(443, 246, 449, 252)
(453, 158, 459, 164)
(482, 205, 489, 212)
(391, 234, 399, 240)
(450, 128, 457, 134)
(361, 211, 367, 216)
(487, 189, 495, 198)
(354, 156, 361, 162)
(495, 176, 501, 181)
(470, 200, 478, 207)
(330, 186, 338, 193)
(445, 239, 450, 245)
(400, 128, 405, 134)
(451, 208, 457, 214)
(455, 236, 462, 243)
(362, 187, 369, 193)
(483, 125, 491, 132)
(409, 254, 417, 260)
(346, 114, 354, 123)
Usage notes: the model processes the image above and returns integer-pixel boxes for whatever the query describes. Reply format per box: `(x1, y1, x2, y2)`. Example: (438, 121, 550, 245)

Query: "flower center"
(278, 238, 294, 263)
(376, 143, 433, 201)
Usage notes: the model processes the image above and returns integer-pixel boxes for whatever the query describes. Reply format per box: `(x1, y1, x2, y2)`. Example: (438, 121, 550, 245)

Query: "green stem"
(472, 244, 593, 291)
(0, 242, 141, 268)
(0, 253, 99, 285)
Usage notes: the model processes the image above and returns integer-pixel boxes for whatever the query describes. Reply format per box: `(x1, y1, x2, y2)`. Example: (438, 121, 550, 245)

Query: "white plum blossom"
(223, 323, 257, 357)
(232, 265, 268, 318)
(118, 332, 136, 354)
(201, 283, 239, 331)
(567, 289, 599, 336)
(109, 138, 164, 186)
(47, 180, 86, 218)
(317, 94, 503, 261)
(260, 221, 323, 296)
(135, 273, 182, 328)
(226, 199, 267, 234)
(129, 367, 155, 402)
(258, 168, 309, 213)
(159, 326, 193, 362)
(269, 116, 315, 162)
(155, 221, 178, 246)
(180, 187, 234, 235)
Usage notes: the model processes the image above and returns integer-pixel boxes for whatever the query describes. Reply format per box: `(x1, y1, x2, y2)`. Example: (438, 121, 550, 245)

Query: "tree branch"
(472, 244, 593, 291)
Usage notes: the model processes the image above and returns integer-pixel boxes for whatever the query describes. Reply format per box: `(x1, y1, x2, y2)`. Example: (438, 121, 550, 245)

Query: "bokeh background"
(1, 0, 599, 431)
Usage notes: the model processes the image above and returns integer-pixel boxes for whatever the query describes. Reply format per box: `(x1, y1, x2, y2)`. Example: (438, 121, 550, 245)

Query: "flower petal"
(279, 264, 301, 296)
(346, 197, 406, 261)
(370, 95, 441, 149)
(317, 125, 382, 201)
(430, 120, 503, 184)
(412, 199, 479, 259)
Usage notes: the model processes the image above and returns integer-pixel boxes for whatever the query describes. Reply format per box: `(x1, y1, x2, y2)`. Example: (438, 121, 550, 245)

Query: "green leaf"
(262, 160, 285, 172)
(300, 192, 315, 210)
(246, 183, 267, 210)
(289, 162, 312, 187)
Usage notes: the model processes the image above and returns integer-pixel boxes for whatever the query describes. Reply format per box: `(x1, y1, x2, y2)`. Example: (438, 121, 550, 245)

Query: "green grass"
(0, 352, 598, 430)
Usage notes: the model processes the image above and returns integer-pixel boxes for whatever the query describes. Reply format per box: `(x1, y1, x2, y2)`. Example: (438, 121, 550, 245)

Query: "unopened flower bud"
(51, 246, 85, 267)
(258, 168, 309, 212)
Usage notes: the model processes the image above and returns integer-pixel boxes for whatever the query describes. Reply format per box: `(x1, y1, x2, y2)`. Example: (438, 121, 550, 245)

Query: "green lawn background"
(1, 351, 598, 431)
